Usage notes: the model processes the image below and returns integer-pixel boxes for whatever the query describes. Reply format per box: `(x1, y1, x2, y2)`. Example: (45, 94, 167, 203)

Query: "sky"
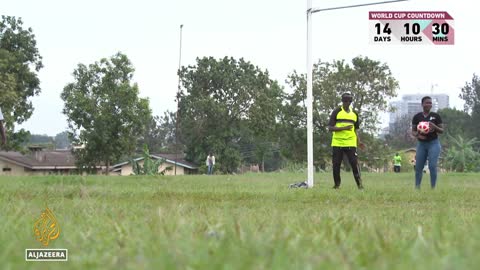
(3, 0, 478, 136)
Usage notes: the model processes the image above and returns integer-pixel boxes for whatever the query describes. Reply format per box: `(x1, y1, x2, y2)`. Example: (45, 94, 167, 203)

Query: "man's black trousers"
(332, 146, 362, 188)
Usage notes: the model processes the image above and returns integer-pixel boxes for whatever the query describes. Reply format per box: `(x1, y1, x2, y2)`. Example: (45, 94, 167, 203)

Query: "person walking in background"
(412, 96, 444, 189)
(0, 107, 6, 146)
(328, 93, 365, 190)
(393, 153, 402, 173)
(206, 152, 215, 175)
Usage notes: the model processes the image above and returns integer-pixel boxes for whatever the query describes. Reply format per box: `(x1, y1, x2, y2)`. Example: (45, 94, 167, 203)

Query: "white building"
(389, 94, 449, 125)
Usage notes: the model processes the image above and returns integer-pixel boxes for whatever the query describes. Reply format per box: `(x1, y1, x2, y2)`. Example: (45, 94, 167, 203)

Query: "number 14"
(375, 23, 392, 35)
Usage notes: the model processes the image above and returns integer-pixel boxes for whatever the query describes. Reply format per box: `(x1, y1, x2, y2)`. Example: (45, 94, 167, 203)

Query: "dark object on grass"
(289, 181, 308, 189)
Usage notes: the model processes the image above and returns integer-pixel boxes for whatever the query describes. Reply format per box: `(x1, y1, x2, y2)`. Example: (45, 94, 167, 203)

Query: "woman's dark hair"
(421, 96, 432, 104)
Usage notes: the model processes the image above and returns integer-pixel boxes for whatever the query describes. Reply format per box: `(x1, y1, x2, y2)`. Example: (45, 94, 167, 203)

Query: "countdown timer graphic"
(369, 11, 454, 45)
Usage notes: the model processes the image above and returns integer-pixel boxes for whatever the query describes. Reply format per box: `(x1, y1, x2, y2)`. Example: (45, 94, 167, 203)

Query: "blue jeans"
(208, 165, 214, 175)
(415, 139, 441, 189)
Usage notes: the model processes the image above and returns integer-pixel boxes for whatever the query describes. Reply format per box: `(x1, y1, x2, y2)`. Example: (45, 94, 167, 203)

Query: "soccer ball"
(417, 121, 430, 134)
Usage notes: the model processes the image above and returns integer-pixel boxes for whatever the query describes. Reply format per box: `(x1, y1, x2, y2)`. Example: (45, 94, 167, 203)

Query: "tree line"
(2, 16, 478, 173)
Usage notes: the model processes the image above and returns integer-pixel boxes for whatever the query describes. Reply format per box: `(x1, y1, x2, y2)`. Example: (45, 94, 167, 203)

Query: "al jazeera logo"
(25, 207, 68, 261)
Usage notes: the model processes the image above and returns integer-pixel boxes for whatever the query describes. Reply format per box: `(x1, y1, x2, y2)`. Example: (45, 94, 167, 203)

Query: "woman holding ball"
(412, 96, 444, 189)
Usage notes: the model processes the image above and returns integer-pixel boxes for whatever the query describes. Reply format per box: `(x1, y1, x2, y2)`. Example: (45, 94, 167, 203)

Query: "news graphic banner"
(369, 11, 454, 45)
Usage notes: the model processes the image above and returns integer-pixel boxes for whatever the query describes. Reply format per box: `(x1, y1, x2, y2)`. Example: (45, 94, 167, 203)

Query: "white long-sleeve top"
(206, 155, 215, 166)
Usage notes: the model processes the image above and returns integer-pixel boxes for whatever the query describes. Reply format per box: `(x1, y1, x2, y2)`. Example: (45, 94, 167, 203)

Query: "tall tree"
(459, 74, 480, 114)
(327, 57, 399, 133)
(281, 57, 399, 166)
(137, 111, 177, 154)
(178, 57, 283, 173)
(437, 108, 471, 138)
(384, 114, 416, 150)
(61, 53, 151, 173)
(459, 74, 480, 140)
(358, 134, 392, 172)
(0, 16, 43, 150)
(54, 131, 71, 149)
(28, 134, 53, 144)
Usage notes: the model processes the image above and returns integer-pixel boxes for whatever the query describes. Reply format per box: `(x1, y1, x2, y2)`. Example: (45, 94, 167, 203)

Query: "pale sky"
(3, 0, 477, 136)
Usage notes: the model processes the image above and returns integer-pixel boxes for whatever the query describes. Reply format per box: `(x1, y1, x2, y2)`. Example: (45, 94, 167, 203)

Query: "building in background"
(0, 146, 105, 176)
(111, 153, 198, 175)
(389, 93, 449, 127)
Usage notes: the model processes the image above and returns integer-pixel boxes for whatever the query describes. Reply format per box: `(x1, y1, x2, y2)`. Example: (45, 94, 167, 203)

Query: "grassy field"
(1, 172, 479, 270)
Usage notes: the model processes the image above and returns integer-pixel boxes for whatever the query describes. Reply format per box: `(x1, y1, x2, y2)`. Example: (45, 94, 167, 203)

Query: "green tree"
(436, 107, 472, 152)
(0, 16, 43, 150)
(459, 74, 480, 140)
(28, 134, 53, 144)
(54, 131, 71, 149)
(357, 134, 387, 171)
(61, 53, 151, 174)
(178, 57, 283, 173)
(459, 74, 480, 114)
(237, 129, 281, 172)
(278, 75, 309, 163)
(384, 114, 416, 149)
(471, 108, 480, 142)
(281, 56, 399, 166)
(325, 57, 399, 133)
(137, 111, 178, 154)
(437, 108, 471, 138)
(444, 135, 480, 172)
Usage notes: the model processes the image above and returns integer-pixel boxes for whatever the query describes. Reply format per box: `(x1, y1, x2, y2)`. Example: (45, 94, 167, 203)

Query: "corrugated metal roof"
(0, 150, 77, 168)
(112, 153, 198, 170)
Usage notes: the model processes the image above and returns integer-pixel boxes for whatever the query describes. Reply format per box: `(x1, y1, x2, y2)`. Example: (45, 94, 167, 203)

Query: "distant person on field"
(393, 153, 402, 173)
(0, 107, 6, 146)
(328, 92, 365, 190)
(206, 152, 215, 175)
(412, 96, 444, 189)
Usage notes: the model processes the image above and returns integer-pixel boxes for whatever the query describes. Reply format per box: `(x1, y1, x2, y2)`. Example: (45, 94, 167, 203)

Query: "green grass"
(1, 172, 479, 270)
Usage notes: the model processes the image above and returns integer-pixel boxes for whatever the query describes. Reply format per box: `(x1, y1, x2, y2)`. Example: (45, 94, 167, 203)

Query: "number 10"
(404, 23, 420, 35)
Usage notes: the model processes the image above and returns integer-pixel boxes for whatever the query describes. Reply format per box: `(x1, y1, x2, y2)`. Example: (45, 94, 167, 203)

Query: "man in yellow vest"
(328, 93, 365, 189)
(393, 153, 402, 172)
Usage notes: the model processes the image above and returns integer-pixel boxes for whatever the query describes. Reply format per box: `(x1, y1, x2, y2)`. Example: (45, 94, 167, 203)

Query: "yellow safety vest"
(331, 107, 358, 147)
(393, 155, 402, 166)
